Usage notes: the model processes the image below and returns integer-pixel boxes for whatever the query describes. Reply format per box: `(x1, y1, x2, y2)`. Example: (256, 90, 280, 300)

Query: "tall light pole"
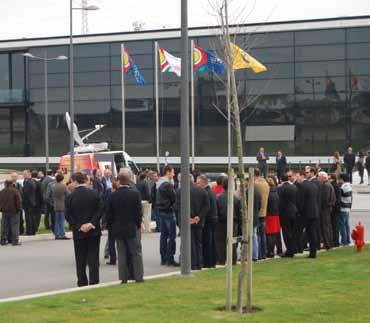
(180, 0, 191, 276)
(69, 1, 99, 175)
(23, 52, 68, 172)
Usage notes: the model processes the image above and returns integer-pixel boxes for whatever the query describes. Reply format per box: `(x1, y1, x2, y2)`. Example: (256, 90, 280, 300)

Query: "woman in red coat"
(266, 176, 283, 257)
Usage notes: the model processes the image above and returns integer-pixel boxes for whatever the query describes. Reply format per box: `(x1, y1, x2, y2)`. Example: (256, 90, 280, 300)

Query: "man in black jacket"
(278, 174, 299, 257)
(41, 169, 55, 231)
(156, 165, 178, 266)
(297, 171, 320, 258)
(188, 176, 210, 270)
(276, 150, 287, 183)
(31, 170, 43, 234)
(329, 174, 341, 247)
(215, 177, 241, 265)
(22, 169, 37, 235)
(65, 172, 102, 287)
(344, 147, 356, 183)
(197, 174, 218, 268)
(106, 173, 144, 283)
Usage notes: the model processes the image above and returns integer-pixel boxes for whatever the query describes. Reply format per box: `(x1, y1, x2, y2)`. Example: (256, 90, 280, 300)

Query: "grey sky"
(0, 0, 369, 40)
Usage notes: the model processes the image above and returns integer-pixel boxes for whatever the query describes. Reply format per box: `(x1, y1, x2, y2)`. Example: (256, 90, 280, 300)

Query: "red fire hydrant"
(351, 222, 365, 253)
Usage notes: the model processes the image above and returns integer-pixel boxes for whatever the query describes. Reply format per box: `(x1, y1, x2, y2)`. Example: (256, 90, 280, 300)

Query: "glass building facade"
(0, 16, 370, 160)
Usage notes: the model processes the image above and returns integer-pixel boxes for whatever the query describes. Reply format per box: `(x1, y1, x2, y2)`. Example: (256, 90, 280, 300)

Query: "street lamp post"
(69, 1, 99, 175)
(23, 52, 68, 173)
(180, 0, 191, 276)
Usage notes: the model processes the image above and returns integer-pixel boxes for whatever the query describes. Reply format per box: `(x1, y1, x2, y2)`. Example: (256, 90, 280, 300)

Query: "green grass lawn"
(1, 246, 369, 323)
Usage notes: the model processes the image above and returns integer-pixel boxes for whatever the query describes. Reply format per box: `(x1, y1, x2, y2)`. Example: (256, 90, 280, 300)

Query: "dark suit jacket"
(204, 185, 218, 224)
(256, 152, 269, 166)
(299, 180, 320, 220)
(22, 178, 36, 209)
(65, 186, 102, 240)
(276, 155, 287, 174)
(278, 182, 298, 221)
(136, 180, 150, 201)
(190, 184, 210, 228)
(106, 185, 142, 239)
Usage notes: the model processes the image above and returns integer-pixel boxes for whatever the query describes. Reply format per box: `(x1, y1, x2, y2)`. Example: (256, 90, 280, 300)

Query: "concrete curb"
(0, 271, 181, 304)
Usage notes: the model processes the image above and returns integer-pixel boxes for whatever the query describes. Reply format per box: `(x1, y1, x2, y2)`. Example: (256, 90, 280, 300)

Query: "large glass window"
(0, 54, 9, 89)
(295, 61, 345, 78)
(295, 44, 345, 61)
(347, 27, 370, 43)
(347, 43, 370, 60)
(295, 29, 345, 45)
(11, 53, 25, 89)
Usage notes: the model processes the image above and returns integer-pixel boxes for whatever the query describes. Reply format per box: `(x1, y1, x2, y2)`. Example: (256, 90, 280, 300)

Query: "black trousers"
(73, 236, 100, 287)
(191, 226, 203, 270)
(44, 203, 55, 232)
(34, 207, 42, 233)
(24, 207, 37, 235)
(117, 230, 144, 283)
(305, 218, 319, 258)
(107, 228, 117, 264)
(331, 209, 340, 247)
(202, 223, 217, 268)
(19, 210, 24, 235)
(266, 233, 283, 257)
(281, 218, 298, 256)
(215, 222, 226, 265)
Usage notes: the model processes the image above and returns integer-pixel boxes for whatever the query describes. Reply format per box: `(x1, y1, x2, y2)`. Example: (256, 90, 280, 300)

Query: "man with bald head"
(318, 171, 336, 250)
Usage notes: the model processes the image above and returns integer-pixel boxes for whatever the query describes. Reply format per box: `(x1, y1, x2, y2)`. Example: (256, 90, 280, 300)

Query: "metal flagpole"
(180, 0, 191, 276)
(190, 39, 195, 171)
(44, 51, 49, 173)
(121, 43, 126, 152)
(154, 41, 160, 173)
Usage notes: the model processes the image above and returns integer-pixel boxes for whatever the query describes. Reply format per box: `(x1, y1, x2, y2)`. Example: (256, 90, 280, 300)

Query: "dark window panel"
(348, 60, 370, 75)
(110, 41, 153, 55)
(246, 31, 294, 48)
(11, 53, 25, 89)
(347, 43, 370, 60)
(295, 29, 345, 45)
(0, 53, 9, 89)
(295, 44, 345, 61)
(295, 77, 346, 94)
(74, 43, 110, 57)
(347, 27, 370, 43)
(111, 85, 154, 100)
(295, 61, 345, 77)
(29, 59, 68, 74)
(242, 79, 294, 95)
(250, 47, 294, 63)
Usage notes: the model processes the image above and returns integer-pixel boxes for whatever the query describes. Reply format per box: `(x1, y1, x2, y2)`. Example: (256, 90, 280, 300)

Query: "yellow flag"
(230, 42, 267, 73)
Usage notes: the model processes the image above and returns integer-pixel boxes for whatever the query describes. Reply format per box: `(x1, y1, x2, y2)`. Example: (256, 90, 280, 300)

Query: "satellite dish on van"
(65, 112, 108, 153)
(65, 112, 84, 146)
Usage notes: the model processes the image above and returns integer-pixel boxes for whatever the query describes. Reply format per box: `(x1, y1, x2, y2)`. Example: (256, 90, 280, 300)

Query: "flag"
(193, 45, 225, 74)
(123, 49, 145, 85)
(230, 42, 267, 73)
(159, 48, 181, 76)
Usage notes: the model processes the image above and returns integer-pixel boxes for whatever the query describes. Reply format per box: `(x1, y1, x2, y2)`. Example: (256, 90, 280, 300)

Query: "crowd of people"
(0, 154, 358, 287)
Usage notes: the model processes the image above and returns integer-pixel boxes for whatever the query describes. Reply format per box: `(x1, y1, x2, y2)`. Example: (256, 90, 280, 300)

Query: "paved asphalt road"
(0, 191, 368, 300)
(0, 233, 179, 300)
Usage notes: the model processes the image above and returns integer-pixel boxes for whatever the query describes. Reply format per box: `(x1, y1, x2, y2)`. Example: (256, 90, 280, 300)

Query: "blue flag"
(206, 50, 225, 74)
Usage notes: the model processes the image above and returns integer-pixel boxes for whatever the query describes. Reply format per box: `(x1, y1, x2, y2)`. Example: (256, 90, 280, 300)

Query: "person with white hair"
(318, 171, 336, 250)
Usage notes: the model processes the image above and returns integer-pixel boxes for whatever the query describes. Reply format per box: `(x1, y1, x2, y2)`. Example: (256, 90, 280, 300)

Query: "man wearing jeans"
(338, 173, 353, 246)
(156, 165, 178, 266)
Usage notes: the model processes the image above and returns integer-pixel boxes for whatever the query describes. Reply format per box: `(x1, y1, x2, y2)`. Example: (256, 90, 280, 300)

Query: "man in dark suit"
(41, 169, 55, 231)
(106, 173, 144, 283)
(343, 147, 356, 183)
(256, 147, 269, 178)
(189, 177, 210, 270)
(22, 169, 37, 235)
(31, 170, 43, 233)
(276, 150, 287, 183)
(278, 174, 299, 257)
(297, 171, 320, 258)
(65, 172, 102, 287)
(197, 174, 217, 268)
